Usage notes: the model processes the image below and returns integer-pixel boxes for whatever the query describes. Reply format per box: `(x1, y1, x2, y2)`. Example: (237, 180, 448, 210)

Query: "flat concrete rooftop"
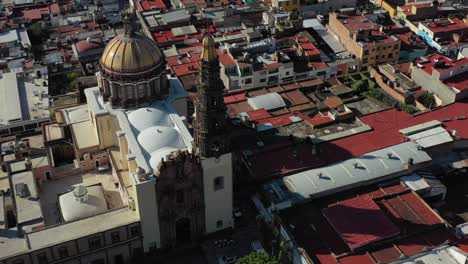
(39, 171, 124, 225)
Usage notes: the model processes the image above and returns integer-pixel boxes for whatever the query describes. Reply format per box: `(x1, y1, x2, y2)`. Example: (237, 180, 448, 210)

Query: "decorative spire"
(123, 11, 136, 37)
(200, 35, 217, 62)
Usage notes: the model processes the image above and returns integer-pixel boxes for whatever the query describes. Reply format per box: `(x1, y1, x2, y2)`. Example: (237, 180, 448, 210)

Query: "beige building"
(328, 12, 400, 67)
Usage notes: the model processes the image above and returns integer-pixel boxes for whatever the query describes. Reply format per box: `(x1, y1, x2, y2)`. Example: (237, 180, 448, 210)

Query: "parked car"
(251, 240, 266, 253)
(217, 255, 239, 264)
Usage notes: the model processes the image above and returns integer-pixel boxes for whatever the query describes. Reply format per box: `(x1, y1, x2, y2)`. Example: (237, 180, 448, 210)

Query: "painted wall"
(134, 178, 161, 251)
(202, 153, 233, 233)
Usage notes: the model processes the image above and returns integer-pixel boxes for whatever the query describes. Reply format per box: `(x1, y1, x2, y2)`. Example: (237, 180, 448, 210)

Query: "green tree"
(351, 80, 368, 95)
(235, 252, 279, 264)
(66, 73, 79, 92)
(448, 13, 465, 20)
(419, 92, 436, 109)
(28, 22, 48, 45)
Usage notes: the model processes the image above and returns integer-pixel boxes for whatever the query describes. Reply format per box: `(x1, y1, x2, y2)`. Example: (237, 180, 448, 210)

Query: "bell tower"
(194, 36, 233, 233)
(194, 35, 230, 158)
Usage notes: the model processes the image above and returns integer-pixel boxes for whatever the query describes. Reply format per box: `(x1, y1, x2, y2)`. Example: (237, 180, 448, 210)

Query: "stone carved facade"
(155, 150, 205, 248)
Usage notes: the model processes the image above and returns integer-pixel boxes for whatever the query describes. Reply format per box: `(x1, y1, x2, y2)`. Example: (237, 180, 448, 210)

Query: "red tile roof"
(339, 254, 375, 264)
(444, 74, 468, 92)
(305, 112, 334, 127)
(415, 54, 468, 76)
(217, 50, 236, 66)
(137, 0, 166, 11)
(396, 235, 432, 256)
(425, 18, 468, 34)
(279, 180, 457, 264)
(248, 101, 468, 180)
(246, 109, 271, 121)
(172, 62, 199, 76)
(22, 6, 49, 20)
(75, 39, 104, 53)
(371, 246, 402, 264)
(322, 195, 400, 250)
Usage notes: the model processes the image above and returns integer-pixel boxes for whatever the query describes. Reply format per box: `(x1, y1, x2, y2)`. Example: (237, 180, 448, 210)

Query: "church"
(58, 18, 234, 251)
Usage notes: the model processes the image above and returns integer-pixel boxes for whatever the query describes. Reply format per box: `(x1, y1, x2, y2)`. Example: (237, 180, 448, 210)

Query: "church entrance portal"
(176, 217, 191, 245)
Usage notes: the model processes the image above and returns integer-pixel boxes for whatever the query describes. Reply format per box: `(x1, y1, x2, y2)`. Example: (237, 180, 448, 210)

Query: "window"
(37, 253, 48, 264)
(394, 44, 399, 50)
(58, 246, 69, 258)
(211, 97, 217, 107)
(176, 190, 184, 204)
(245, 78, 252, 84)
(240, 67, 252, 77)
(363, 50, 369, 55)
(89, 236, 101, 250)
(269, 68, 278, 74)
(214, 176, 224, 191)
(363, 58, 368, 64)
(149, 242, 158, 252)
(285, 71, 290, 76)
(216, 220, 223, 228)
(130, 226, 141, 238)
(381, 55, 386, 59)
(260, 78, 266, 83)
(111, 231, 121, 243)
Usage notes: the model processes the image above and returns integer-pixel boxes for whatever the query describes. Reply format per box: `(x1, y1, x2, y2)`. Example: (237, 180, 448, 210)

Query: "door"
(175, 217, 191, 245)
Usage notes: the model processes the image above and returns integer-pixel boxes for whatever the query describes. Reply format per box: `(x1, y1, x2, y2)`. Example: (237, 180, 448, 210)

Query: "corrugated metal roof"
(399, 120, 442, 135)
(281, 141, 431, 200)
(247, 92, 286, 111)
(401, 174, 430, 191)
(171, 25, 197, 37)
(392, 245, 467, 264)
(408, 126, 453, 148)
(302, 19, 346, 54)
(0, 73, 22, 125)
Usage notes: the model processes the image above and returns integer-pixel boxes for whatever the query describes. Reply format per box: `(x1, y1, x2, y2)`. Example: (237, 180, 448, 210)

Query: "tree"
(448, 13, 465, 20)
(235, 252, 278, 264)
(28, 22, 48, 46)
(351, 80, 368, 95)
(419, 92, 436, 109)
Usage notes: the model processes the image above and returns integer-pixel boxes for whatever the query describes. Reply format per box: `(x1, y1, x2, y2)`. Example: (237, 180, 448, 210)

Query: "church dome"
(100, 32, 164, 74)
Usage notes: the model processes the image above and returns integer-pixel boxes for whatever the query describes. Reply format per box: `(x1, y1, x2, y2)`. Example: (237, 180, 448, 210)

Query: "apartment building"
(418, 18, 468, 58)
(412, 54, 468, 104)
(328, 12, 401, 67)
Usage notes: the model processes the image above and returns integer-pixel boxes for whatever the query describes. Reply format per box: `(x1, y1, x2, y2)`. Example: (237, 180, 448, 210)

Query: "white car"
(251, 240, 266, 253)
(217, 255, 239, 264)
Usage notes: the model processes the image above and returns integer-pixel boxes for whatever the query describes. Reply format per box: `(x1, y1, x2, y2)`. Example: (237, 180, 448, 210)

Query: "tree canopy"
(235, 252, 278, 264)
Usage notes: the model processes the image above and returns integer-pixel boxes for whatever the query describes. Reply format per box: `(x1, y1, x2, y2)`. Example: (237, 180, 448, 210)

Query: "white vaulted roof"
(127, 106, 172, 132)
(149, 147, 180, 169)
(247, 92, 286, 111)
(137, 126, 185, 155)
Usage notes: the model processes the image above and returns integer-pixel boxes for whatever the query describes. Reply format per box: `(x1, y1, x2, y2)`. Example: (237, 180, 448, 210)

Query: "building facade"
(328, 12, 401, 67)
